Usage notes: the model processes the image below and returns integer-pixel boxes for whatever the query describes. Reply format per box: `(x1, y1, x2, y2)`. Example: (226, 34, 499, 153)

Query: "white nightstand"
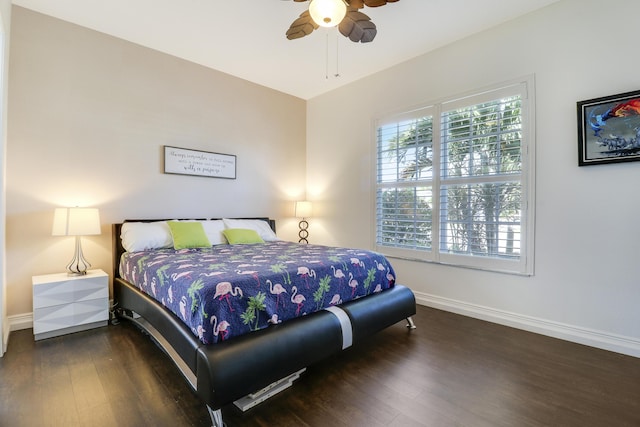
(32, 269, 109, 340)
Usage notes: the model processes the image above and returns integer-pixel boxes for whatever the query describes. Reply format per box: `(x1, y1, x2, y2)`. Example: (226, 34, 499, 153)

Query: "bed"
(112, 218, 416, 427)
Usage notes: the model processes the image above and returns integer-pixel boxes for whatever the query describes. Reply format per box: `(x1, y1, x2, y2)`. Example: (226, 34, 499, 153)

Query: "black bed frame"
(112, 218, 416, 427)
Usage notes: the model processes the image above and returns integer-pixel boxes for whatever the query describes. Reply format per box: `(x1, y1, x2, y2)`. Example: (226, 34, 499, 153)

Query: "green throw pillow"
(222, 228, 265, 244)
(167, 221, 212, 249)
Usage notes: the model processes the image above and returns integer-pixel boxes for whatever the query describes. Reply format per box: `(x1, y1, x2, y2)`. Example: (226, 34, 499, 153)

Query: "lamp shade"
(308, 0, 347, 28)
(52, 207, 101, 236)
(295, 201, 313, 218)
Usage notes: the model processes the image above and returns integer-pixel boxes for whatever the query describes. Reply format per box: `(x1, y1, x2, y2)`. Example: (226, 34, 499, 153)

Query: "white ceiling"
(12, 0, 559, 100)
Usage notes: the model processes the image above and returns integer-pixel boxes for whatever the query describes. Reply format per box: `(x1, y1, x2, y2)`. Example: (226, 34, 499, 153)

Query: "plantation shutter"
(374, 78, 534, 275)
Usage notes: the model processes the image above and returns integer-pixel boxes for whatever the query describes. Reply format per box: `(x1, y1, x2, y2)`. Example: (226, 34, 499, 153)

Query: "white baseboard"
(2, 322, 8, 356)
(415, 291, 640, 359)
(8, 312, 32, 332)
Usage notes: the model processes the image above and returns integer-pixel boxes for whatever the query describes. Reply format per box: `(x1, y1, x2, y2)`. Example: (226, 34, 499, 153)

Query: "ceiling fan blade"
(339, 10, 377, 43)
(348, 0, 365, 9)
(286, 10, 319, 40)
(362, 0, 399, 6)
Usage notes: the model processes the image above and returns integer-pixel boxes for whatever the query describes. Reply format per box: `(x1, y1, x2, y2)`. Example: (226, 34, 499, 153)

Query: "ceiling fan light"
(308, 0, 347, 28)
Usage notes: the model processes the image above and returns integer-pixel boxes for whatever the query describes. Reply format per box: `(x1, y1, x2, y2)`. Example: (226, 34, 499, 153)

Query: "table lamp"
(52, 207, 101, 275)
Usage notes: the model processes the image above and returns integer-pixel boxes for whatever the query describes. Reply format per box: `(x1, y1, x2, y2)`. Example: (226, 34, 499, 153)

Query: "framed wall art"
(577, 89, 640, 166)
(163, 145, 236, 179)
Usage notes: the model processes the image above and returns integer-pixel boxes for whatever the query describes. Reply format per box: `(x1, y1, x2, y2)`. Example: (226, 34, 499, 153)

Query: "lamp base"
(66, 236, 91, 276)
(298, 219, 309, 244)
(66, 270, 88, 277)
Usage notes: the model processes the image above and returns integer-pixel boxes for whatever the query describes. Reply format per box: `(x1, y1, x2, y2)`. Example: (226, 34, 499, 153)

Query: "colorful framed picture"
(577, 89, 640, 166)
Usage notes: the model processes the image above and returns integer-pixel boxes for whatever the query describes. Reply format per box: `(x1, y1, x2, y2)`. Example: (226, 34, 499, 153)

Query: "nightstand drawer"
(33, 279, 108, 309)
(33, 299, 108, 335)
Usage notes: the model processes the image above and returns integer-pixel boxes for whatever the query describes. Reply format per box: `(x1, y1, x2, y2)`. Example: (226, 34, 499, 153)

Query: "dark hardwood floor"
(1, 305, 639, 426)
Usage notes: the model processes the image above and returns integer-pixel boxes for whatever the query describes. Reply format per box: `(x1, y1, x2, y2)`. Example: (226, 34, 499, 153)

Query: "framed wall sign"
(163, 145, 236, 179)
(577, 89, 640, 166)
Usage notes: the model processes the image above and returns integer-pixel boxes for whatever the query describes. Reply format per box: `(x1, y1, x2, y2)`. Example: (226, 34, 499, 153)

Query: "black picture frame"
(577, 89, 640, 166)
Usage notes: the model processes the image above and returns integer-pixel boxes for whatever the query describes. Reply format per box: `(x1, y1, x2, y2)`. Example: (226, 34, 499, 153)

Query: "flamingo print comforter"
(119, 241, 396, 344)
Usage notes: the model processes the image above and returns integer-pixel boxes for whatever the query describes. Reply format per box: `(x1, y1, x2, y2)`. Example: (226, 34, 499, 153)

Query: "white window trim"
(372, 75, 536, 276)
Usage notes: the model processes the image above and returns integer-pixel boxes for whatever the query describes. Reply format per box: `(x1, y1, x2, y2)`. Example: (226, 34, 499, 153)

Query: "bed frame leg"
(406, 316, 417, 330)
(207, 405, 224, 427)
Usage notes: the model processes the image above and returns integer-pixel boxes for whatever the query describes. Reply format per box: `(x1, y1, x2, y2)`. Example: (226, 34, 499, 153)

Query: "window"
(375, 78, 535, 275)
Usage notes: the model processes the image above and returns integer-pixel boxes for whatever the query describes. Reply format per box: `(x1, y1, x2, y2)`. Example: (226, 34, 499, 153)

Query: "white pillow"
(222, 218, 279, 241)
(121, 221, 173, 252)
(200, 220, 227, 245)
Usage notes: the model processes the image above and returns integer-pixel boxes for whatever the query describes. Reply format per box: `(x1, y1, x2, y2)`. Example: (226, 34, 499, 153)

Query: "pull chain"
(324, 28, 341, 80)
(325, 31, 329, 79)
(335, 30, 340, 78)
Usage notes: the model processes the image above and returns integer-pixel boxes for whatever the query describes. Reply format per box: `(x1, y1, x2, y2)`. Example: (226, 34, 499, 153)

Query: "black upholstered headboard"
(112, 218, 276, 281)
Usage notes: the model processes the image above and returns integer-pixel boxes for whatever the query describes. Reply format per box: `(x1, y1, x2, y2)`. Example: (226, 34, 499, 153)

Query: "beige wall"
(307, 0, 640, 356)
(0, 0, 11, 354)
(6, 7, 306, 318)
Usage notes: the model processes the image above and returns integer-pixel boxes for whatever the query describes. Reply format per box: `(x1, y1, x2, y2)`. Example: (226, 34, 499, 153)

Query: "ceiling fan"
(285, 0, 400, 43)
